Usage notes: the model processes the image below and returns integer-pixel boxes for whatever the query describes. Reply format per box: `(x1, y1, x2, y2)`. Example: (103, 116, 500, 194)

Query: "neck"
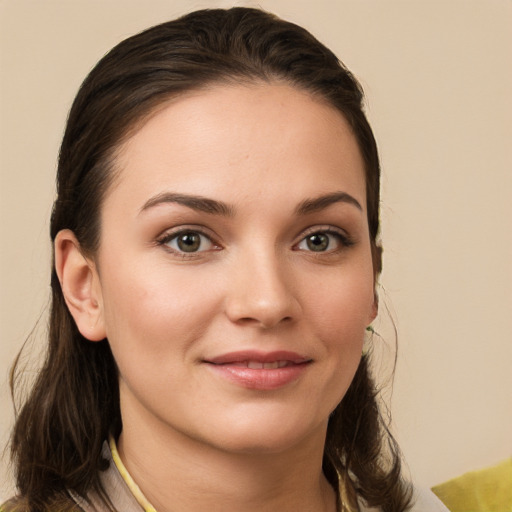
(117, 407, 337, 512)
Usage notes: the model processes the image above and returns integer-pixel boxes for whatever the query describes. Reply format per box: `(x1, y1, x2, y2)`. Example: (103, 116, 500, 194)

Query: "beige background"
(1, 0, 511, 499)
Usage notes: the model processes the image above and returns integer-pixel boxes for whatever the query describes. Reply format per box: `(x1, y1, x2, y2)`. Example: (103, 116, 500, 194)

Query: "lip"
(203, 350, 312, 390)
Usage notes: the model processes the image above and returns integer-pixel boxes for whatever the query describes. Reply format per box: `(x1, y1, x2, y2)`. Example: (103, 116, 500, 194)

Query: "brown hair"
(10, 7, 412, 511)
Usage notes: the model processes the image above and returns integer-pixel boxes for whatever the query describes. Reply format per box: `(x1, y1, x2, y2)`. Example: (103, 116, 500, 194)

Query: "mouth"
(225, 360, 299, 369)
(203, 351, 312, 390)
(205, 350, 311, 365)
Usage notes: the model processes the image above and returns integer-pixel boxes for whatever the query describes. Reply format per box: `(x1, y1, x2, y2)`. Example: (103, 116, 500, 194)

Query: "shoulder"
(0, 498, 22, 512)
(1, 497, 31, 512)
(409, 486, 451, 511)
(356, 486, 450, 512)
(1, 494, 84, 512)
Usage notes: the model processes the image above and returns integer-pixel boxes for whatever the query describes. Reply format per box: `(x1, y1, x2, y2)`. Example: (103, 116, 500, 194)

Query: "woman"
(4, 7, 449, 512)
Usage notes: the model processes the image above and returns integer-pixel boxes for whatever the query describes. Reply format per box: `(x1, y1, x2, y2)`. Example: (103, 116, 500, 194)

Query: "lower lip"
(205, 363, 310, 390)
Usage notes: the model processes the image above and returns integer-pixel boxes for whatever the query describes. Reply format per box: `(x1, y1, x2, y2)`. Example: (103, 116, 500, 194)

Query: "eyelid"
(293, 225, 354, 251)
(299, 224, 349, 237)
(155, 225, 221, 256)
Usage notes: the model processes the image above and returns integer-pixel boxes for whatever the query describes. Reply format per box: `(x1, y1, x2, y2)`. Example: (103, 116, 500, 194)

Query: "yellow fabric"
(432, 458, 512, 512)
(109, 436, 158, 512)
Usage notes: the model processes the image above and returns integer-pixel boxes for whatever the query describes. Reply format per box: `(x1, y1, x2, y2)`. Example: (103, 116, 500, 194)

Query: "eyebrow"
(295, 192, 363, 215)
(139, 192, 234, 216)
(139, 190, 362, 217)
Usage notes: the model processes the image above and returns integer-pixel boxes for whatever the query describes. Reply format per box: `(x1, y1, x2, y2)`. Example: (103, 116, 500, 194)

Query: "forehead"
(108, 83, 366, 213)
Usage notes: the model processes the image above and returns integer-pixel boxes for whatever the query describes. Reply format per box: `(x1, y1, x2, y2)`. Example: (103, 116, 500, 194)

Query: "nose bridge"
(225, 242, 298, 328)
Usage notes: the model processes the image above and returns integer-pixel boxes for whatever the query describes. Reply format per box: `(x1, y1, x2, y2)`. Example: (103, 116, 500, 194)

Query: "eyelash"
(294, 227, 354, 254)
(156, 226, 354, 258)
(156, 227, 220, 258)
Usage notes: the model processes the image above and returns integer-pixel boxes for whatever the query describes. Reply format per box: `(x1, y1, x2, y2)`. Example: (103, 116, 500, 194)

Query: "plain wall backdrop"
(1, 0, 511, 499)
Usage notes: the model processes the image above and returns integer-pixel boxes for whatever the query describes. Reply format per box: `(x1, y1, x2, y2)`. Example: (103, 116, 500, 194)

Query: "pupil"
(307, 233, 328, 251)
(178, 233, 200, 252)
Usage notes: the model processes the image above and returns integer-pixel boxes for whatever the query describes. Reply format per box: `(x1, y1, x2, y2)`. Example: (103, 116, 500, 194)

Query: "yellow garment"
(432, 458, 512, 512)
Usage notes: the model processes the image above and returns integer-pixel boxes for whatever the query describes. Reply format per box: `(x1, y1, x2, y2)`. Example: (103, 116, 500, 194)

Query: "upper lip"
(204, 350, 311, 365)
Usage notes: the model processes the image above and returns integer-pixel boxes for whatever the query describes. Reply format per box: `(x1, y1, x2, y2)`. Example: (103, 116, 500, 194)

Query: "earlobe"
(54, 229, 106, 342)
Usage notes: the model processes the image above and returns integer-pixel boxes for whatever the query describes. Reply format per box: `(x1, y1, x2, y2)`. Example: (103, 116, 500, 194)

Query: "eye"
(160, 230, 215, 254)
(296, 230, 350, 253)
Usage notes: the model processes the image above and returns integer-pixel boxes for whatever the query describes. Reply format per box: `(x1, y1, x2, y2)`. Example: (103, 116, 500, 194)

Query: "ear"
(54, 229, 106, 342)
(369, 243, 382, 323)
(369, 293, 379, 324)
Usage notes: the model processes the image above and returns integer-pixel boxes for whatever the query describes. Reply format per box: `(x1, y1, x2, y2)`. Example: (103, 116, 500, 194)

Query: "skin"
(56, 83, 377, 512)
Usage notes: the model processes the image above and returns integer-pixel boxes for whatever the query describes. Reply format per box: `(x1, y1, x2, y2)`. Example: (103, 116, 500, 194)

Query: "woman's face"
(93, 83, 376, 454)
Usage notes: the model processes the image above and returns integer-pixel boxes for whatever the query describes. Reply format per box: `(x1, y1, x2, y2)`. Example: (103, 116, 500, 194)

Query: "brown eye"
(296, 230, 349, 253)
(164, 231, 214, 253)
(305, 233, 329, 252)
(177, 232, 201, 252)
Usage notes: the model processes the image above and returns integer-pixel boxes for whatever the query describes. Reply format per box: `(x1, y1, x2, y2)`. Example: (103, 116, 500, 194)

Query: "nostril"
(232, 314, 293, 329)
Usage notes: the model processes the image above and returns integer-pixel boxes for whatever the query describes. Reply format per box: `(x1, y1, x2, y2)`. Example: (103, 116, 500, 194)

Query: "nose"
(224, 251, 300, 329)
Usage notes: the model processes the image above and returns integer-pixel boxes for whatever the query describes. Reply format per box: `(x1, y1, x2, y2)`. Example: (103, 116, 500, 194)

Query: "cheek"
(299, 257, 374, 397)
(303, 260, 375, 334)
(99, 259, 222, 362)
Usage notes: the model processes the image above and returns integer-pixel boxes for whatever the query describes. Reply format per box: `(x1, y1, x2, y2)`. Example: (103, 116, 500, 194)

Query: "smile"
(229, 360, 295, 369)
(204, 351, 312, 390)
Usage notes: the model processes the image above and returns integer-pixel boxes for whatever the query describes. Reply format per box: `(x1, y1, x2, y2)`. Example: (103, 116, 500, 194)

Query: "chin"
(202, 413, 327, 456)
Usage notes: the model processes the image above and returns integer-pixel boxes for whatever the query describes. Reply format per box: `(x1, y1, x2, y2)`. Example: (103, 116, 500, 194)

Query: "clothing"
(409, 488, 451, 512)
(2, 439, 449, 512)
